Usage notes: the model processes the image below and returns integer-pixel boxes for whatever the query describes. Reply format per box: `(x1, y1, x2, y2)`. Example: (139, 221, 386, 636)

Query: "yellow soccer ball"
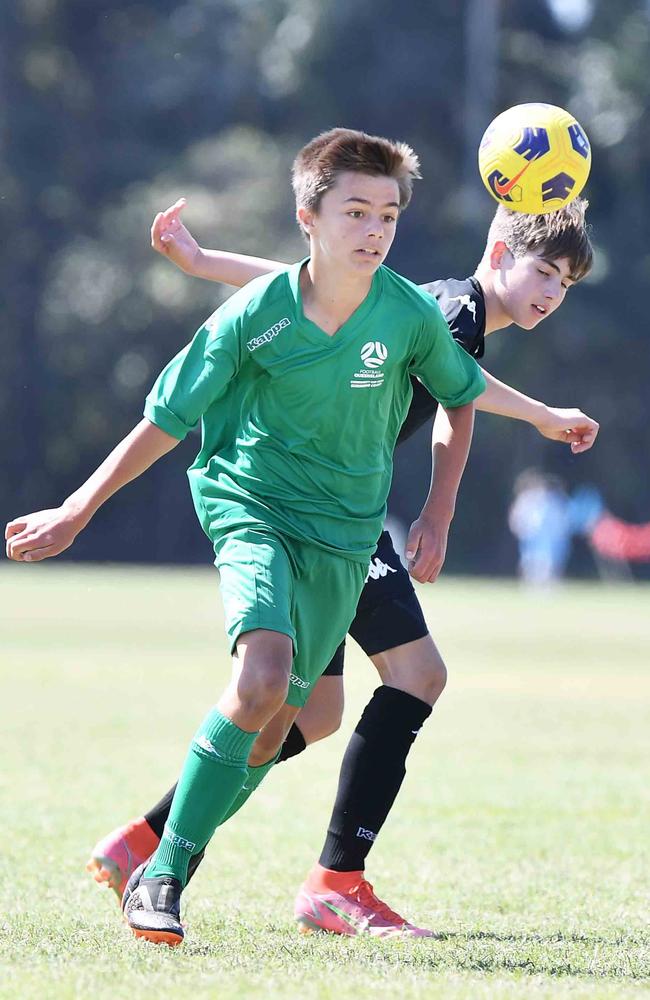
(478, 103, 591, 214)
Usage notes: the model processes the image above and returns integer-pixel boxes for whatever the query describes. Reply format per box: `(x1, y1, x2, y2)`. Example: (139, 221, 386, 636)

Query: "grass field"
(1, 564, 649, 999)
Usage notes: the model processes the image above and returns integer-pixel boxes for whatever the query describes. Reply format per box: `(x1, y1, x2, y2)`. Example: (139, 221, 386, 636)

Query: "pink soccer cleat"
(86, 817, 160, 901)
(294, 864, 434, 938)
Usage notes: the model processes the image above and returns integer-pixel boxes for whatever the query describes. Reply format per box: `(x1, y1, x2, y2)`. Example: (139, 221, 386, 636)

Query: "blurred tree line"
(2, 0, 649, 575)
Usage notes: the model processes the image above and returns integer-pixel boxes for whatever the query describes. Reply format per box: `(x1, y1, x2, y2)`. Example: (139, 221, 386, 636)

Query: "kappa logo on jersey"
(365, 557, 398, 582)
(351, 341, 389, 389)
(247, 317, 291, 352)
(449, 294, 477, 323)
(289, 673, 310, 690)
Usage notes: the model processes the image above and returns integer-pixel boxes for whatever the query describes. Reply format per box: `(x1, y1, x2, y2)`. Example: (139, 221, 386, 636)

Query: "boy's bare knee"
(325, 716, 343, 739)
(372, 636, 448, 707)
(320, 704, 343, 738)
(232, 630, 293, 718)
(429, 657, 447, 699)
(305, 711, 342, 744)
(237, 661, 289, 715)
(396, 654, 446, 705)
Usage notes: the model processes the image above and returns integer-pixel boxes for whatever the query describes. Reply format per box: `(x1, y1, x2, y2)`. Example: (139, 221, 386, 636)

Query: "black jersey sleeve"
(397, 276, 486, 445)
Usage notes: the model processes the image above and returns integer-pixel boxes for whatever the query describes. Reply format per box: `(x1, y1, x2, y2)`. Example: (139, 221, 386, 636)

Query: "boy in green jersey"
(87, 197, 596, 938)
(5, 128, 485, 945)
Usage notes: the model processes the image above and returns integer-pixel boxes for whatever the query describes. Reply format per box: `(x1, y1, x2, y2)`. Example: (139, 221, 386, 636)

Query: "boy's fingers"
(404, 526, 421, 562)
(5, 519, 27, 540)
(568, 427, 597, 453)
(151, 212, 164, 247)
(7, 536, 33, 560)
(6, 538, 27, 560)
(21, 545, 57, 563)
(163, 198, 186, 223)
(410, 546, 439, 582)
(7, 528, 55, 558)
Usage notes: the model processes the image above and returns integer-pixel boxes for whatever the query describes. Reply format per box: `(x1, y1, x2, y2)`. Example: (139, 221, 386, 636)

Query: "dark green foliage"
(2, 0, 648, 571)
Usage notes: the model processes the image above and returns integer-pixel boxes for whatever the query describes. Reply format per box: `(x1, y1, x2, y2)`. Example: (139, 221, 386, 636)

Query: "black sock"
(319, 686, 432, 872)
(143, 785, 177, 840)
(277, 722, 307, 763)
(143, 723, 307, 842)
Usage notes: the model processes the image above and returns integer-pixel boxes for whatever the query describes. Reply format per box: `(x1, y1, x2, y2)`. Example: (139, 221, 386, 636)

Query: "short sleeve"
(144, 300, 245, 440)
(410, 303, 485, 408)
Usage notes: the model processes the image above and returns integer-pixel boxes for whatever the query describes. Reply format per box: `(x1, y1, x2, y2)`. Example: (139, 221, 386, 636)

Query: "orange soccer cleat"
(294, 864, 434, 938)
(86, 817, 160, 901)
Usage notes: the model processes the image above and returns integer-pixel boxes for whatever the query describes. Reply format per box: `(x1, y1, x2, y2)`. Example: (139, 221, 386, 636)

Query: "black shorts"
(322, 530, 429, 677)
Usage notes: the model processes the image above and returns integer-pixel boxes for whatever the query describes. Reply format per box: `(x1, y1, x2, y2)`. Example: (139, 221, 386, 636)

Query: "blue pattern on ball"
(514, 127, 550, 161)
(542, 172, 576, 202)
(568, 123, 590, 159)
(486, 170, 514, 202)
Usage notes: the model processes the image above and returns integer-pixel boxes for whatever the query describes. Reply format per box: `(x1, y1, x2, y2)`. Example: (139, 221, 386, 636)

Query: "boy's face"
(298, 171, 400, 275)
(491, 243, 575, 330)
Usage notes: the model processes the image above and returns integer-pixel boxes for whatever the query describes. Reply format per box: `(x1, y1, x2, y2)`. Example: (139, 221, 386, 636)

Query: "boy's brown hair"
(487, 197, 593, 281)
(292, 128, 421, 224)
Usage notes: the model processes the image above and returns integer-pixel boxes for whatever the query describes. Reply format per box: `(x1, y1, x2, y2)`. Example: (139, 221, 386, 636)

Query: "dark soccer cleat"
(121, 861, 184, 947)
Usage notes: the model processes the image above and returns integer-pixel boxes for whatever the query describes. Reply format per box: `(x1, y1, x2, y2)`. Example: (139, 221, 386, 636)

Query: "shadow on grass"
(436, 929, 646, 946)
(178, 925, 649, 981)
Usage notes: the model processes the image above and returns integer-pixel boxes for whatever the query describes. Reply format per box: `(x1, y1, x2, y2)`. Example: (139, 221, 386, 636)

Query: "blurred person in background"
(508, 470, 572, 584)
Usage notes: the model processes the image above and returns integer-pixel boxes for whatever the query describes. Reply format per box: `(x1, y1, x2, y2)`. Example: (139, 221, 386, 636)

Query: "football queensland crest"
(351, 342, 388, 389)
(478, 103, 591, 214)
(360, 341, 388, 369)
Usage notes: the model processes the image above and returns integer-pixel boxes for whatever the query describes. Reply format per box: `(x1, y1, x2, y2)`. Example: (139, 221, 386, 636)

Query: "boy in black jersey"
(87, 197, 597, 936)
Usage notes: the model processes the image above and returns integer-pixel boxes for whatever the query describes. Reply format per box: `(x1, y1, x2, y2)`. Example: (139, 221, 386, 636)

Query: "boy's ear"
(297, 206, 315, 235)
(489, 240, 512, 271)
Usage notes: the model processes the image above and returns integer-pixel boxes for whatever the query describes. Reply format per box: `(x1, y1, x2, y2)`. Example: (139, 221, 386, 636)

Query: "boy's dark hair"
(487, 197, 593, 281)
(292, 128, 421, 223)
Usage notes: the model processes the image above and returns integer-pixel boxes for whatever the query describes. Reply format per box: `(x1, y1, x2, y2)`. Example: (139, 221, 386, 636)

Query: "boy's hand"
(535, 407, 599, 454)
(5, 506, 83, 562)
(405, 512, 450, 584)
(151, 198, 202, 274)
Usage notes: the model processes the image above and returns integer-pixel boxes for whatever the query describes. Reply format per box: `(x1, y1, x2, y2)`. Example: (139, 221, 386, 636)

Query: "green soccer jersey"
(144, 260, 485, 563)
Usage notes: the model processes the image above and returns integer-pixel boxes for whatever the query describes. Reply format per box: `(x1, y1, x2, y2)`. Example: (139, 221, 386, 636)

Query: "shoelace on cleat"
(350, 879, 406, 926)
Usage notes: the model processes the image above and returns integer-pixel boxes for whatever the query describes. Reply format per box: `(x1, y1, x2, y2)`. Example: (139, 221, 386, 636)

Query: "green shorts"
(213, 526, 366, 707)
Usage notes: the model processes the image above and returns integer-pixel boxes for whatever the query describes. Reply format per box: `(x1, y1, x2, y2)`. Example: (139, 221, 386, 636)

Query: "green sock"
(145, 708, 257, 885)
(218, 751, 280, 827)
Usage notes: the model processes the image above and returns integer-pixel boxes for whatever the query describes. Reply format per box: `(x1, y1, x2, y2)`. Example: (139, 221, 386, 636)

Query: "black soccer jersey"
(397, 276, 486, 444)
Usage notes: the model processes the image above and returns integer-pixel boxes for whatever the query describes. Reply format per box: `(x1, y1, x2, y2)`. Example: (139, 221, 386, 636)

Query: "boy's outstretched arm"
(477, 369, 599, 454)
(151, 198, 286, 286)
(407, 402, 475, 584)
(5, 420, 179, 562)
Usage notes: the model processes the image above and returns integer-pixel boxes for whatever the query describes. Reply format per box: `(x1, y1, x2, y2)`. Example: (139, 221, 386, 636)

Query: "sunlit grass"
(1, 566, 649, 999)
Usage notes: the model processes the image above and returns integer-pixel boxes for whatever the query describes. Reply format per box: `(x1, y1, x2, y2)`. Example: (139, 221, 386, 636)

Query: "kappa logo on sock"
(195, 734, 225, 759)
(356, 826, 377, 842)
(163, 825, 196, 853)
